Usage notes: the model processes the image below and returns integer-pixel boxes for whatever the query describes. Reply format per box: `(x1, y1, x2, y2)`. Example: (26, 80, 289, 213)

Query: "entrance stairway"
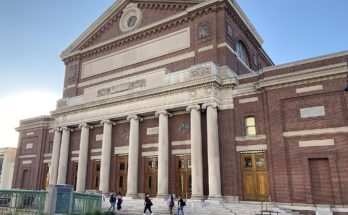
(102, 198, 304, 215)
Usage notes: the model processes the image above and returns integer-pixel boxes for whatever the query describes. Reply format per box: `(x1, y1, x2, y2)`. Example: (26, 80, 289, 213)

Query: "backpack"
(182, 200, 186, 207)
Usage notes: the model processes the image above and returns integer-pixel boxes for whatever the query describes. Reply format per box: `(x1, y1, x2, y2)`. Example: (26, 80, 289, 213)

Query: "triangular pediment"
(61, 0, 208, 59)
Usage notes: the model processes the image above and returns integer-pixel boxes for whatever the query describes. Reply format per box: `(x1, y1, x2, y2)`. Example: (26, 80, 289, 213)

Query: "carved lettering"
(97, 79, 146, 97)
(190, 67, 211, 78)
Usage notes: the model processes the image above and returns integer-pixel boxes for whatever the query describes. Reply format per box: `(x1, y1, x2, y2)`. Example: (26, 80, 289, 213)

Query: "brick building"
(13, 0, 348, 213)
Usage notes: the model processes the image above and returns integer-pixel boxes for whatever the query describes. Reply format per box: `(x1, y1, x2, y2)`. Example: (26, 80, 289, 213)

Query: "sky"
(0, 0, 348, 148)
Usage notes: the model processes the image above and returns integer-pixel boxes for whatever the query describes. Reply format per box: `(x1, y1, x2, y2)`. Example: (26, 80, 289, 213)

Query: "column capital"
(79, 123, 93, 129)
(61, 127, 73, 132)
(155, 110, 172, 117)
(100, 119, 116, 126)
(202, 102, 219, 110)
(186, 104, 200, 112)
(127, 114, 143, 122)
(53, 127, 61, 132)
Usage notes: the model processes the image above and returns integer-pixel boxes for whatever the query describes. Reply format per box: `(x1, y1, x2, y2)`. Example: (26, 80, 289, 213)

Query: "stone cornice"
(15, 121, 51, 132)
(61, 0, 226, 62)
(255, 62, 347, 90)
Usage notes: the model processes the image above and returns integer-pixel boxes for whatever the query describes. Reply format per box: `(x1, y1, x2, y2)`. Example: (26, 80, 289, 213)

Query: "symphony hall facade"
(13, 0, 348, 208)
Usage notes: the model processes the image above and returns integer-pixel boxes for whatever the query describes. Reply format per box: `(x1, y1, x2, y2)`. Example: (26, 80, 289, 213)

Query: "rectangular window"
(245, 117, 256, 136)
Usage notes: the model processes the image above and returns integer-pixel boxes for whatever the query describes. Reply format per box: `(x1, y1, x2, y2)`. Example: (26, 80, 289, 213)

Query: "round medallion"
(119, 3, 142, 33)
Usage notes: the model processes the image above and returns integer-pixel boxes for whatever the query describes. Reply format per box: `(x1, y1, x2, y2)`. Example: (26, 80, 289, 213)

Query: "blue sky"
(0, 0, 348, 147)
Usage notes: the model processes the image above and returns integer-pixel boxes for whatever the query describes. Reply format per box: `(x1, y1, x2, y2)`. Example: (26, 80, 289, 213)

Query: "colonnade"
(49, 103, 222, 199)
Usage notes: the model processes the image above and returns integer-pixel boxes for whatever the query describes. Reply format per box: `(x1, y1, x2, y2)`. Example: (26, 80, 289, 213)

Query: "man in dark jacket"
(108, 192, 116, 212)
(143, 193, 153, 215)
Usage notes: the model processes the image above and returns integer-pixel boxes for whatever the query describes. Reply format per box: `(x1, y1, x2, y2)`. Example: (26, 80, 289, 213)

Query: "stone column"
(49, 128, 61, 185)
(126, 115, 141, 198)
(99, 120, 115, 194)
(186, 105, 204, 200)
(76, 123, 92, 192)
(155, 110, 171, 198)
(203, 102, 222, 198)
(57, 127, 72, 184)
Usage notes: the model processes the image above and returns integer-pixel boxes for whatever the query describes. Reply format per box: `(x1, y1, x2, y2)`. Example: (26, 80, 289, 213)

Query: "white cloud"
(0, 91, 60, 148)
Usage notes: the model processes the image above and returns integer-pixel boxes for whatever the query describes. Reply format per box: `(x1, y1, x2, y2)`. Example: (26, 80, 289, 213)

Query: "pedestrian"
(167, 194, 174, 214)
(116, 192, 123, 211)
(177, 196, 186, 215)
(108, 192, 116, 212)
(143, 193, 153, 215)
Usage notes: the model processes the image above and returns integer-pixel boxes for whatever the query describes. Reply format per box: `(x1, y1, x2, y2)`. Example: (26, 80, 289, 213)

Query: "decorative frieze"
(97, 79, 146, 97)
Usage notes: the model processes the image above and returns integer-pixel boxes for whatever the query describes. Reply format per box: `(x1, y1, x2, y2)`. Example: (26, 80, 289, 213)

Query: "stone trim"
(26, 132, 34, 136)
(141, 151, 158, 157)
(296, 85, 323, 93)
(236, 144, 267, 152)
(172, 149, 191, 155)
(299, 139, 335, 148)
(171, 140, 190, 146)
(283, 126, 348, 137)
(22, 160, 32, 165)
(198, 45, 213, 53)
(78, 51, 195, 87)
(43, 153, 52, 157)
(114, 146, 129, 155)
(43, 159, 51, 163)
(81, 28, 190, 78)
(71, 157, 79, 161)
(142, 143, 158, 149)
(18, 154, 36, 159)
(91, 148, 102, 153)
(147, 127, 159, 135)
(262, 50, 348, 73)
(91, 155, 101, 160)
(238, 97, 258, 104)
(71, 150, 79, 155)
(235, 135, 266, 142)
(64, 84, 76, 90)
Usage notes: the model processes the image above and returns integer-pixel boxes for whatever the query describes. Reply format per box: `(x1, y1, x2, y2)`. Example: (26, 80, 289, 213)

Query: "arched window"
(236, 41, 250, 67)
(245, 117, 256, 136)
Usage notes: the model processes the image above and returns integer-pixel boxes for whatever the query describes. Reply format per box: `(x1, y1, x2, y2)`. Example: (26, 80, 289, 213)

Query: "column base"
(156, 194, 169, 200)
(206, 195, 223, 204)
(190, 194, 204, 200)
(125, 193, 139, 199)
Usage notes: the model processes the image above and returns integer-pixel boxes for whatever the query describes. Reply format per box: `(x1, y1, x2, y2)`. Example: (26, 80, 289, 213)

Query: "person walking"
(177, 196, 186, 215)
(167, 194, 174, 214)
(116, 192, 123, 211)
(108, 192, 116, 212)
(143, 193, 153, 215)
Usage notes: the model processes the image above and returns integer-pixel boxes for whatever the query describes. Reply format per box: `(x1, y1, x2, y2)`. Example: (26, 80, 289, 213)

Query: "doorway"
(241, 152, 268, 201)
(175, 155, 192, 199)
(144, 157, 158, 197)
(92, 160, 101, 190)
(115, 155, 128, 195)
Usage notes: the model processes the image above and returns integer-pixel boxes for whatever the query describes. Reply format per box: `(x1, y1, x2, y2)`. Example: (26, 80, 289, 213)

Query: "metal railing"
(72, 192, 102, 214)
(0, 189, 47, 215)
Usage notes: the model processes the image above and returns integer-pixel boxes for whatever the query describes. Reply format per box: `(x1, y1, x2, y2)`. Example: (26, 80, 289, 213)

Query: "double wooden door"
(241, 152, 268, 201)
(175, 155, 192, 199)
(145, 157, 158, 197)
(92, 161, 101, 190)
(115, 155, 128, 195)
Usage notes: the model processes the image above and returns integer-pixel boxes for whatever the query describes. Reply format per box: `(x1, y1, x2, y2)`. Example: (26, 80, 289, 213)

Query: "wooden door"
(241, 152, 268, 201)
(144, 157, 158, 197)
(175, 155, 192, 199)
(92, 161, 101, 190)
(42, 163, 50, 190)
(115, 155, 128, 195)
(71, 162, 78, 190)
